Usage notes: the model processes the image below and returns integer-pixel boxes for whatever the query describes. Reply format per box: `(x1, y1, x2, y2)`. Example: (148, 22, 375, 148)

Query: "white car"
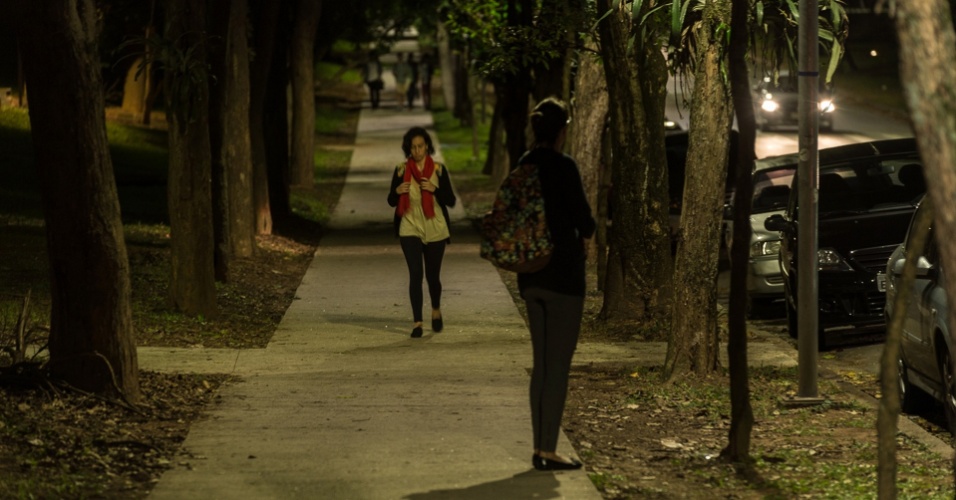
(724, 156, 797, 315)
(885, 198, 955, 430)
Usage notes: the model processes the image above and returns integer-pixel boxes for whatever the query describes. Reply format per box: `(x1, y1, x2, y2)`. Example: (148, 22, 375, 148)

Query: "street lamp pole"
(794, 0, 824, 403)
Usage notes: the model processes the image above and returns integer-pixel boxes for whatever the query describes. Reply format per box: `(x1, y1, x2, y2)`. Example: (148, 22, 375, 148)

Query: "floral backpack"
(479, 163, 552, 273)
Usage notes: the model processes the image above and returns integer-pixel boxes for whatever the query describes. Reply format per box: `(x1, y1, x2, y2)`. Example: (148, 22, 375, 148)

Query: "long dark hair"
(401, 127, 436, 157)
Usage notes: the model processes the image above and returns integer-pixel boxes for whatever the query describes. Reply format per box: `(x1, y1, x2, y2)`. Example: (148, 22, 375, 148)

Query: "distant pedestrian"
(392, 54, 411, 109)
(363, 51, 384, 109)
(406, 53, 419, 109)
(519, 97, 595, 471)
(420, 53, 434, 110)
(387, 127, 457, 338)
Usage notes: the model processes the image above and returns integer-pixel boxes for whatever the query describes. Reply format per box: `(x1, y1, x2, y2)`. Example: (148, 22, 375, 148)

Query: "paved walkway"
(146, 108, 602, 499)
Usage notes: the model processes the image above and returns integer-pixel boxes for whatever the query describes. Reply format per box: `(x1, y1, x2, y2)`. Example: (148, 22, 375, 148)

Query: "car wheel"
(898, 357, 925, 414)
(938, 347, 956, 434)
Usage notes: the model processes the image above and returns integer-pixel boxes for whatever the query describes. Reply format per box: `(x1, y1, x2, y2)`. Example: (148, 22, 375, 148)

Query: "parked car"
(724, 154, 797, 315)
(755, 73, 835, 132)
(764, 138, 925, 348)
(885, 198, 956, 429)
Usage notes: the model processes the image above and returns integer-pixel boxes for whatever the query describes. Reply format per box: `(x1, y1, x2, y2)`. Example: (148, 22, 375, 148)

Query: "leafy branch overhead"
(592, 0, 847, 85)
(441, 0, 591, 79)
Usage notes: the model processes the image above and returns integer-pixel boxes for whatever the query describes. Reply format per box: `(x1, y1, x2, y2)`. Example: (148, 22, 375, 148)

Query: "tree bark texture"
(595, 0, 672, 324)
(14, 0, 140, 400)
(208, 0, 256, 284)
(721, 0, 757, 463)
(665, 1, 732, 379)
(568, 48, 608, 267)
(164, 0, 217, 318)
(289, 0, 323, 187)
(890, 1, 956, 492)
(248, 0, 281, 235)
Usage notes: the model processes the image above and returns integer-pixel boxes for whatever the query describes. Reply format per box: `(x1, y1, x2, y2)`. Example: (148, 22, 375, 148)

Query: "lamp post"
(792, 0, 824, 405)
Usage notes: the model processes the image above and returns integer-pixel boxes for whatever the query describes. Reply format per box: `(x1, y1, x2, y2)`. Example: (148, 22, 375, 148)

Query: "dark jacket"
(387, 161, 457, 240)
(516, 148, 596, 297)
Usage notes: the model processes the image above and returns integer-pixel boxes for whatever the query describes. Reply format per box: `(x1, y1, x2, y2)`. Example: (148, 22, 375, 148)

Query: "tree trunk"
(289, 0, 323, 187)
(248, 0, 281, 235)
(436, 21, 457, 112)
(482, 95, 509, 183)
(595, 0, 672, 325)
(208, 0, 256, 283)
(454, 52, 473, 124)
(532, 0, 573, 102)
(497, 77, 530, 174)
(664, 2, 732, 379)
(120, 57, 148, 117)
(266, 17, 291, 223)
(164, 0, 217, 318)
(14, 0, 140, 400)
(890, 1, 956, 492)
(721, 0, 756, 463)
(877, 198, 933, 498)
(568, 48, 608, 267)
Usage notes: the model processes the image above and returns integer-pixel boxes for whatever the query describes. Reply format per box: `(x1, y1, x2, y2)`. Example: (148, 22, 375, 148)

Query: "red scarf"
(398, 156, 436, 218)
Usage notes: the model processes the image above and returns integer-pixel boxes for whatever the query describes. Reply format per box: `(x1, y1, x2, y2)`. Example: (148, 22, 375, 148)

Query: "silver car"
(885, 198, 955, 429)
(725, 156, 796, 315)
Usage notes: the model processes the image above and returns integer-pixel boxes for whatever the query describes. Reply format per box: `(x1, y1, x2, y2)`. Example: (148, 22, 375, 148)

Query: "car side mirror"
(915, 256, 938, 279)
(764, 214, 791, 233)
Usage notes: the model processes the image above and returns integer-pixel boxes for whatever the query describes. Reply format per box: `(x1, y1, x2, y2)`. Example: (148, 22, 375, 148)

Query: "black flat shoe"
(532, 454, 583, 471)
(411, 326, 423, 338)
(432, 316, 443, 332)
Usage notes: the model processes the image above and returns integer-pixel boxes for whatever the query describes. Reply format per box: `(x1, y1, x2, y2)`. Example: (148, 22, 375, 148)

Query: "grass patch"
(431, 108, 490, 175)
(316, 61, 362, 86)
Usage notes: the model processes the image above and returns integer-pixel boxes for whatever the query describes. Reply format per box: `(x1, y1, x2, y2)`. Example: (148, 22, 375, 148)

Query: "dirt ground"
(2, 85, 955, 498)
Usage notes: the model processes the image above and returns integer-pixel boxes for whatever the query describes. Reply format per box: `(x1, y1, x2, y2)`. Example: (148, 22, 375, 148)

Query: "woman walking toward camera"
(519, 97, 595, 470)
(387, 127, 456, 338)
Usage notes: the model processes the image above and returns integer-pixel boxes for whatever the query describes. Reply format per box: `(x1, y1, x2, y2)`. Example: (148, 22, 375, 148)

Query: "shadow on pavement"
(402, 470, 562, 500)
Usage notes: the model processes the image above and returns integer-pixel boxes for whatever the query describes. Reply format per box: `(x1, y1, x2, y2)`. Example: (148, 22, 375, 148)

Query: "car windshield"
(802, 156, 925, 215)
(752, 167, 796, 213)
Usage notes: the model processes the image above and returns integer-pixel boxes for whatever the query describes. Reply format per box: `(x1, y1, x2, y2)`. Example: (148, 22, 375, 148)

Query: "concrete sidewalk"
(146, 108, 602, 499)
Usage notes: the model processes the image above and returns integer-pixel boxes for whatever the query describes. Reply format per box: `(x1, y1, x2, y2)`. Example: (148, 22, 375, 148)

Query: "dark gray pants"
(522, 287, 583, 453)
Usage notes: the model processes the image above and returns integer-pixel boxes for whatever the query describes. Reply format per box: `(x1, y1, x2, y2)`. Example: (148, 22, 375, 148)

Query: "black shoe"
(432, 316, 443, 333)
(532, 454, 582, 471)
(410, 326, 423, 338)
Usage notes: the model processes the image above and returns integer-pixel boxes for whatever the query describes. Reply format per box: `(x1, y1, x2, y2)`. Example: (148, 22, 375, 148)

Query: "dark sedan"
(764, 138, 925, 348)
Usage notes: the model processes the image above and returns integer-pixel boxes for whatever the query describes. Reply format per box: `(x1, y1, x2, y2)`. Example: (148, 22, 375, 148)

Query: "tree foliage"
(441, 0, 588, 81)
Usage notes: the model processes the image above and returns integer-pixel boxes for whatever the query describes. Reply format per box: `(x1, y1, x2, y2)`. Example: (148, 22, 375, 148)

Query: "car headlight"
(751, 240, 781, 258)
(819, 99, 835, 113)
(761, 99, 779, 112)
(817, 248, 853, 271)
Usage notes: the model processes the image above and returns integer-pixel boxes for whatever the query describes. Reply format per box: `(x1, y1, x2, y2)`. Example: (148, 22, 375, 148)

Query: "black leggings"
(400, 237, 446, 322)
(522, 287, 583, 453)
